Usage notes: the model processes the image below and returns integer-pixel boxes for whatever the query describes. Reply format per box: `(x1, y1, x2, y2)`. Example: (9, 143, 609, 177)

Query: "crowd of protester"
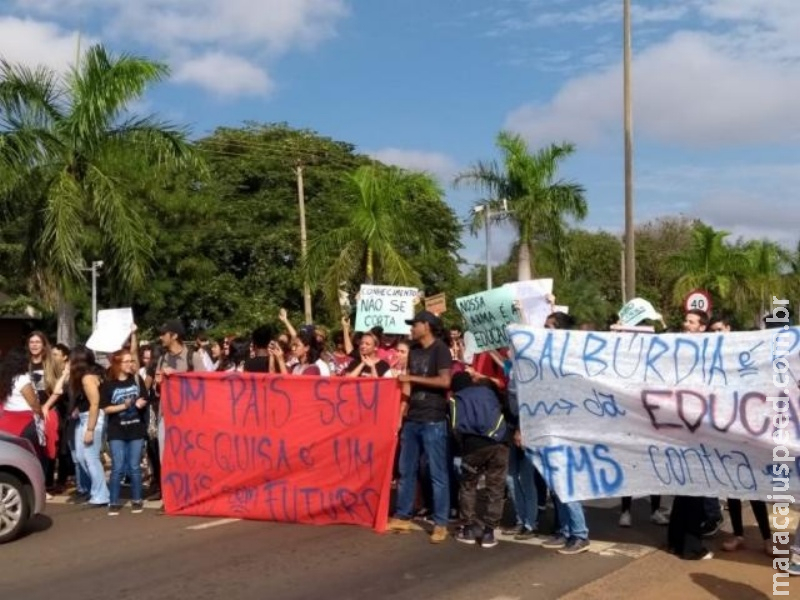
(0, 307, 798, 574)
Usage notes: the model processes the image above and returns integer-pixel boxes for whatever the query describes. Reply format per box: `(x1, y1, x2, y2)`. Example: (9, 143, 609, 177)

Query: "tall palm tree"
(456, 131, 587, 281)
(670, 224, 749, 311)
(305, 164, 441, 312)
(741, 239, 791, 318)
(0, 44, 199, 344)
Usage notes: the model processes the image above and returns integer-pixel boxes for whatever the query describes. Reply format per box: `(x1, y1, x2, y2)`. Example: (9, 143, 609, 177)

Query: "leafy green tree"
(456, 131, 587, 281)
(0, 44, 198, 344)
(670, 223, 748, 314)
(306, 164, 450, 313)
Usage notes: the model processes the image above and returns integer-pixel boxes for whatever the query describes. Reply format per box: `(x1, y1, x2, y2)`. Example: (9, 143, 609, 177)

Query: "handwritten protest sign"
(355, 285, 418, 335)
(424, 293, 447, 316)
(504, 279, 552, 328)
(508, 325, 800, 502)
(161, 373, 401, 531)
(456, 287, 520, 352)
(86, 308, 133, 353)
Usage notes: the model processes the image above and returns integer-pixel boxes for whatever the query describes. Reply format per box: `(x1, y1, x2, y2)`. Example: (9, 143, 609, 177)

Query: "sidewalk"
(562, 504, 799, 600)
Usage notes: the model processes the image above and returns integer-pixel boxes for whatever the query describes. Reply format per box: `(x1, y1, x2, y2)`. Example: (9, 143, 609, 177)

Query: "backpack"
(449, 385, 507, 442)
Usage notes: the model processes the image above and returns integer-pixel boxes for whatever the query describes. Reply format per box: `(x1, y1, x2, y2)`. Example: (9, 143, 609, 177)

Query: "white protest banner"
(456, 287, 520, 352)
(503, 279, 552, 327)
(508, 324, 800, 502)
(354, 285, 418, 335)
(86, 308, 134, 353)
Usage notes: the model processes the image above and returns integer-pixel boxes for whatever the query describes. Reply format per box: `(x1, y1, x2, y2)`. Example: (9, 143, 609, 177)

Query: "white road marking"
(497, 532, 656, 558)
(186, 518, 241, 530)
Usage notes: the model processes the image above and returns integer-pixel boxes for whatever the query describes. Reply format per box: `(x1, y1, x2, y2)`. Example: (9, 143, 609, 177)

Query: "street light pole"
(90, 260, 103, 331)
(295, 164, 313, 324)
(485, 203, 493, 290)
(623, 0, 636, 300)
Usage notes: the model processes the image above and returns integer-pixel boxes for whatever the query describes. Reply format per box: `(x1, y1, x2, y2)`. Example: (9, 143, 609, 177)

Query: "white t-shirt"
(5, 374, 34, 412)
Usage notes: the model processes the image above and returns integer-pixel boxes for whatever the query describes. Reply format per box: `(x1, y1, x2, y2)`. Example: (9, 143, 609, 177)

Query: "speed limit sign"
(683, 289, 712, 315)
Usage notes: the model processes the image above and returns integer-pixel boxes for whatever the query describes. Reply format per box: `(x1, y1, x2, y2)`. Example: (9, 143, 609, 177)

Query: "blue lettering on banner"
(163, 471, 214, 514)
(165, 376, 207, 417)
(532, 443, 624, 498)
(519, 398, 578, 417)
(332, 437, 375, 478)
(643, 336, 669, 383)
(582, 334, 608, 378)
(261, 479, 380, 523)
(314, 379, 380, 426)
(583, 389, 627, 418)
(648, 443, 756, 491)
(612, 335, 644, 379)
(509, 330, 539, 383)
(226, 374, 293, 429)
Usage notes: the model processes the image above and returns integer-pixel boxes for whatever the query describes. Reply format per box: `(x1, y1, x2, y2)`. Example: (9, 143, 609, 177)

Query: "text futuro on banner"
(161, 373, 402, 531)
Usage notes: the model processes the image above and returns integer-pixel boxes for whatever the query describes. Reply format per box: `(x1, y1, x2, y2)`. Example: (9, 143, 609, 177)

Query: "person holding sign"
(388, 311, 453, 544)
(345, 331, 391, 378)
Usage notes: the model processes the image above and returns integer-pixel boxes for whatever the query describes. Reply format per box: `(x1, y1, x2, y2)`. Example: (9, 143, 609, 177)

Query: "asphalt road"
(0, 499, 667, 600)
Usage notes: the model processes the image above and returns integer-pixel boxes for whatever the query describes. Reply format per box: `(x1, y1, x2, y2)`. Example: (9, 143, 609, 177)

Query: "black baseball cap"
(158, 319, 186, 338)
(405, 310, 442, 329)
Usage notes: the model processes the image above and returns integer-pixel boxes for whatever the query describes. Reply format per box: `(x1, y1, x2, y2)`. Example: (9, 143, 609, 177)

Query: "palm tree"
(670, 224, 749, 311)
(0, 44, 199, 344)
(741, 239, 791, 318)
(456, 131, 587, 281)
(305, 164, 441, 312)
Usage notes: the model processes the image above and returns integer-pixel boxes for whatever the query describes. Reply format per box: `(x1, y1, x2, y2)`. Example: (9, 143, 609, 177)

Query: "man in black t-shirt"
(388, 311, 453, 543)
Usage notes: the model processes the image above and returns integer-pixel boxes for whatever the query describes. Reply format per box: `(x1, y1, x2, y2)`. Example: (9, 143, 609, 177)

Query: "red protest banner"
(161, 372, 401, 532)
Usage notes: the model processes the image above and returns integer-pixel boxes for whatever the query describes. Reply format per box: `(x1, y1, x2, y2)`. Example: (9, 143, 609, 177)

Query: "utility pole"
(623, 0, 636, 301)
(296, 164, 313, 324)
(485, 203, 493, 290)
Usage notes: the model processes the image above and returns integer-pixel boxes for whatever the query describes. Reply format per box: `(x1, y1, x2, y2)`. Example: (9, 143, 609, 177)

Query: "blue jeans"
(395, 420, 450, 526)
(555, 497, 589, 540)
(75, 412, 109, 505)
(506, 446, 538, 530)
(109, 438, 144, 505)
(67, 417, 91, 495)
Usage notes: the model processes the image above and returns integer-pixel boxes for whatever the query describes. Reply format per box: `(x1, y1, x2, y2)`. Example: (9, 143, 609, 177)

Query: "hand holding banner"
(86, 308, 134, 353)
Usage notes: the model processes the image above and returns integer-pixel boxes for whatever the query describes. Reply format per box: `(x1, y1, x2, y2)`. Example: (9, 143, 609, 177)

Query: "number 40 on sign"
(683, 289, 713, 315)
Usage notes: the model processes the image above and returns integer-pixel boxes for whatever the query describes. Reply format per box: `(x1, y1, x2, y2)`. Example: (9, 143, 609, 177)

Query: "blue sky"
(2, 0, 799, 267)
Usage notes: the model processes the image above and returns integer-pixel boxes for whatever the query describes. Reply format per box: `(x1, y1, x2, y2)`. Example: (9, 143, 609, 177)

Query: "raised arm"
(279, 308, 298, 340)
(342, 315, 354, 355)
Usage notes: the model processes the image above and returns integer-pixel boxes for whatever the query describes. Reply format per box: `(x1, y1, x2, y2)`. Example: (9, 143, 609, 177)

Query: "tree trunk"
(56, 292, 77, 347)
(517, 242, 533, 281)
(365, 246, 374, 284)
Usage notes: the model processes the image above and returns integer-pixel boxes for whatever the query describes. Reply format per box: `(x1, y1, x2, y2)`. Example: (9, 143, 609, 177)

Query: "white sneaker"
(619, 511, 632, 527)
(650, 510, 669, 526)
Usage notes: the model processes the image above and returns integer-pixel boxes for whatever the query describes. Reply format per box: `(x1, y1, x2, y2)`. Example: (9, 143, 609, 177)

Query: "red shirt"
(471, 350, 509, 390)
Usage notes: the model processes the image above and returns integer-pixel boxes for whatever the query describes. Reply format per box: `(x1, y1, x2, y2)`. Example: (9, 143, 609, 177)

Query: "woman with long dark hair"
(69, 346, 109, 507)
(272, 330, 325, 375)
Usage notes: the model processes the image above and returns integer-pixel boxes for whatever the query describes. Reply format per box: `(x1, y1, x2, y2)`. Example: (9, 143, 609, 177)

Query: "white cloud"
(6, 0, 348, 97)
(369, 148, 460, 182)
(0, 16, 95, 73)
(505, 29, 800, 148)
(633, 161, 800, 246)
(173, 52, 273, 97)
